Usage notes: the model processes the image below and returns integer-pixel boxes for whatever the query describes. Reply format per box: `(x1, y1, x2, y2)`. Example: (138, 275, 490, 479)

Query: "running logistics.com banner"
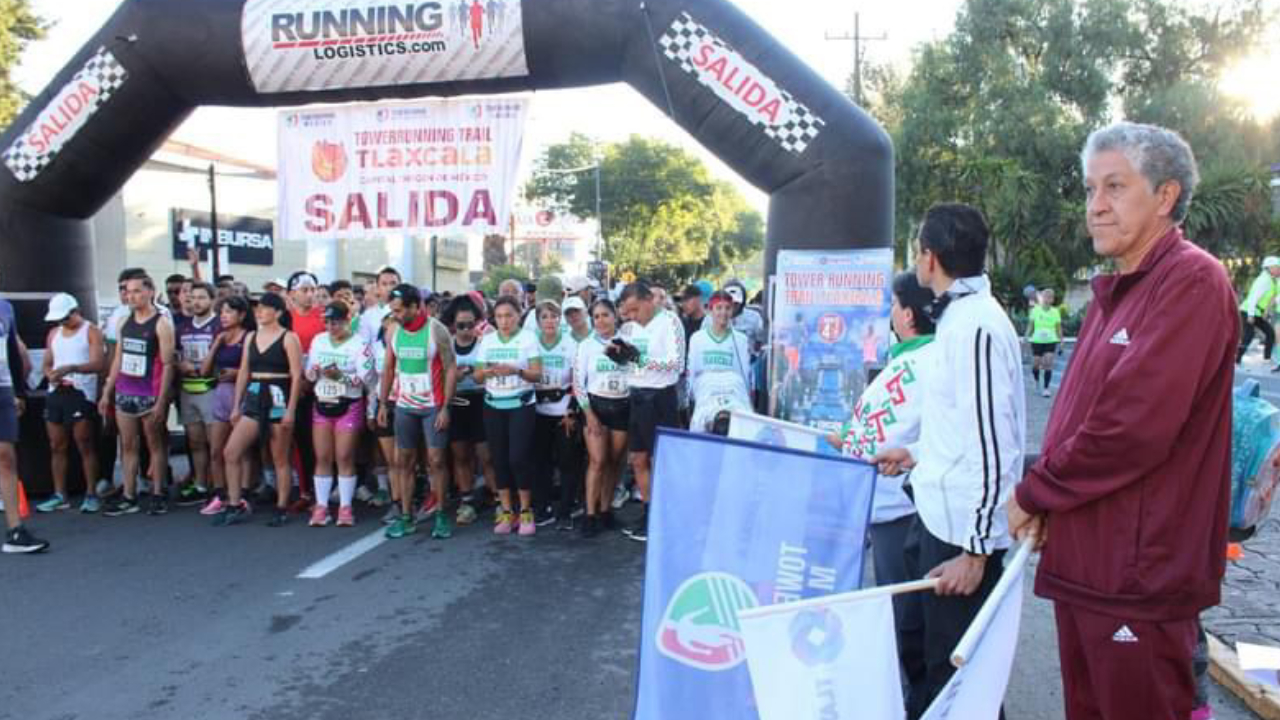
(770, 248, 893, 434)
(635, 429, 876, 720)
(242, 0, 529, 93)
(277, 97, 528, 241)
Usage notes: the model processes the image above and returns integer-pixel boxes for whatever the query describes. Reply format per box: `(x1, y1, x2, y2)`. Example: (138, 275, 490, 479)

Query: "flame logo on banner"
(311, 141, 348, 183)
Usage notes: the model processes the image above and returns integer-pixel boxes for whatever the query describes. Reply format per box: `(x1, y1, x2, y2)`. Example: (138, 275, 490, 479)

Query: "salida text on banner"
(277, 97, 528, 241)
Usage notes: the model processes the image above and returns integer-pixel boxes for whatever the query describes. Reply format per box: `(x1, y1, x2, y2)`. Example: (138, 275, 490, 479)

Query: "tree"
(0, 1, 47, 128)
(527, 135, 764, 287)
(482, 234, 508, 270)
(869, 0, 1274, 281)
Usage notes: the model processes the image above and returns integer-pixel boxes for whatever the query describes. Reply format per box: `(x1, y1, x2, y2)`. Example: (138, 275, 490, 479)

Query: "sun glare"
(1220, 49, 1280, 121)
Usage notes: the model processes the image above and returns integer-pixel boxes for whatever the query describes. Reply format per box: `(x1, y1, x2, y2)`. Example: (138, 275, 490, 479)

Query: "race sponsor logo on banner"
(277, 98, 528, 240)
(656, 572, 758, 672)
(242, 0, 529, 93)
(4, 47, 128, 182)
(659, 13, 825, 155)
(789, 608, 846, 666)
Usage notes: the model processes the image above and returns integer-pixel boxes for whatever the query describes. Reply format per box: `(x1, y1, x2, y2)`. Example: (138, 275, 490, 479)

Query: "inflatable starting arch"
(0, 0, 892, 340)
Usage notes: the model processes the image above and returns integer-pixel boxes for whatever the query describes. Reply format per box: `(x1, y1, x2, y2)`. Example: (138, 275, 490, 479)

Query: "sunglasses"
(455, 321, 475, 330)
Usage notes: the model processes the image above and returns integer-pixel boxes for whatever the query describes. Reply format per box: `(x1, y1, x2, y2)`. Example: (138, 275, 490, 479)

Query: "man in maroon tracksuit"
(1008, 122, 1238, 720)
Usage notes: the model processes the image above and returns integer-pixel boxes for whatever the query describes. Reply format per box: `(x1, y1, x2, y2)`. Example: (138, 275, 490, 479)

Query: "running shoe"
(287, 496, 313, 515)
(623, 506, 648, 543)
(94, 479, 114, 498)
(36, 493, 70, 513)
(580, 515, 600, 539)
(611, 484, 628, 510)
(556, 514, 576, 532)
(381, 504, 402, 525)
(147, 494, 169, 516)
(336, 505, 355, 527)
(415, 494, 439, 521)
(199, 496, 225, 516)
(455, 502, 478, 526)
(213, 502, 251, 527)
(493, 509, 515, 535)
(535, 507, 557, 527)
(518, 509, 537, 537)
(267, 508, 289, 527)
(431, 512, 453, 539)
(600, 510, 618, 531)
(369, 489, 391, 508)
(309, 504, 331, 527)
(355, 485, 375, 504)
(385, 515, 416, 539)
(1041, 388, 1051, 398)
(2, 526, 49, 554)
(175, 484, 209, 507)
(103, 495, 140, 517)
(79, 495, 102, 514)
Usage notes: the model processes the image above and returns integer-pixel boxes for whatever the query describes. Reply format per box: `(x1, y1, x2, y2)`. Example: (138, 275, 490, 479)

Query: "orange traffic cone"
(16, 480, 30, 519)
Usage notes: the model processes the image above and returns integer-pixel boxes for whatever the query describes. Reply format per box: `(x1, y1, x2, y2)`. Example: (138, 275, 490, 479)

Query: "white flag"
(920, 544, 1030, 720)
(728, 410, 830, 454)
(739, 590, 904, 720)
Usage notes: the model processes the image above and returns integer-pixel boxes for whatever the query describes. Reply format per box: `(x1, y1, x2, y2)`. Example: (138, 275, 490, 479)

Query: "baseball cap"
(565, 275, 591, 293)
(1264, 257, 1280, 269)
(322, 301, 350, 322)
(44, 292, 78, 322)
(263, 278, 286, 291)
(563, 296, 587, 314)
(536, 276, 564, 306)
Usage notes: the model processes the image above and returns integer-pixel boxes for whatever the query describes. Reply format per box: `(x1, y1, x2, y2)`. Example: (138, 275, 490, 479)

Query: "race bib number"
(605, 374, 626, 396)
(121, 353, 147, 377)
(493, 373, 520, 391)
(182, 339, 211, 363)
(315, 378, 345, 401)
(401, 372, 433, 398)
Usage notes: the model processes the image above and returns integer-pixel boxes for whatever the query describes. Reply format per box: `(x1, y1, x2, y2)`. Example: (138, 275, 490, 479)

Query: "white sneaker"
(611, 484, 628, 510)
(355, 486, 374, 503)
(1041, 388, 1051, 398)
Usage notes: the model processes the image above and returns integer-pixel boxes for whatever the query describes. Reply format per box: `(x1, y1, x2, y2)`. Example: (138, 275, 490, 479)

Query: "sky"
(11, 0, 968, 214)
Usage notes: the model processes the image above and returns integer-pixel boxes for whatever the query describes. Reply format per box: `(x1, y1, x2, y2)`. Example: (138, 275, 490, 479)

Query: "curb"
(1208, 633, 1280, 720)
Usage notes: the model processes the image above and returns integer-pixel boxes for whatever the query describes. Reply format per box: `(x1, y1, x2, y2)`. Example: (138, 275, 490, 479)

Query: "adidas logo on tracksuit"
(1111, 625, 1139, 643)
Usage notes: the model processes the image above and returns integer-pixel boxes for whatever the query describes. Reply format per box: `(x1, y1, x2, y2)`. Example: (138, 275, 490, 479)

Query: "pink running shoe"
(309, 504, 331, 527)
(493, 509, 514, 535)
(199, 496, 225, 516)
(416, 493, 439, 521)
(336, 505, 355, 527)
(518, 509, 537, 536)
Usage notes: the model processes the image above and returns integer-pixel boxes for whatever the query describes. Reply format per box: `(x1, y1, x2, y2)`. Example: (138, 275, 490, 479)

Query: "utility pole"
(207, 163, 220, 280)
(825, 12, 887, 107)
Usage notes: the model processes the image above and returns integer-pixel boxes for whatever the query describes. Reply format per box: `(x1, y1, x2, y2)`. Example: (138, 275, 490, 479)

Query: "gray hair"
(1080, 122, 1200, 222)
(498, 278, 523, 297)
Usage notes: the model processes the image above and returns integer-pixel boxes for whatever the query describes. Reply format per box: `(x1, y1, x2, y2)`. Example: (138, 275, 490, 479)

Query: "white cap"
(45, 292, 78, 322)
(263, 278, 286, 290)
(1264, 257, 1280, 269)
(563, 296, 587, 314)
(565, 275, 593, 293)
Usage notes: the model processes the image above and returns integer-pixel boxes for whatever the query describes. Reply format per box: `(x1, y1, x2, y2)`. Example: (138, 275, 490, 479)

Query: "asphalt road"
(0, 351, 1265, 720)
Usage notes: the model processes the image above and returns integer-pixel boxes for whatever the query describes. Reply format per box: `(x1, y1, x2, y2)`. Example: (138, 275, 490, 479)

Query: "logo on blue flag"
(634, 429, 878, 720)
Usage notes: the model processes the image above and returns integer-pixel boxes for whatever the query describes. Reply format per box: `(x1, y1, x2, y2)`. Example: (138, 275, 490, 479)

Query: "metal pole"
(208, 163, 220, 280)
(431, 235, 438, 290)
(595, 165, 603, 260)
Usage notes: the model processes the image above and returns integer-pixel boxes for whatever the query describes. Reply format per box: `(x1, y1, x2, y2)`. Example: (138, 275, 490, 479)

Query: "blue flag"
(634, 429, 878, 720)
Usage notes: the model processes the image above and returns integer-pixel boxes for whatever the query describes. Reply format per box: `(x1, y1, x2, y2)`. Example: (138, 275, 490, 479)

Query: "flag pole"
(949, 539, 1034, 668)
(738, 578, 941, 622)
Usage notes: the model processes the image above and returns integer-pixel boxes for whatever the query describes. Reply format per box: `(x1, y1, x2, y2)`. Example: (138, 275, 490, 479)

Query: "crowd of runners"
(2, 264, 769, 553)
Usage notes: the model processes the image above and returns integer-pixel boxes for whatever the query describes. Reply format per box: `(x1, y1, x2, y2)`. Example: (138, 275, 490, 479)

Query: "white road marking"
(297, 529, 388, 579)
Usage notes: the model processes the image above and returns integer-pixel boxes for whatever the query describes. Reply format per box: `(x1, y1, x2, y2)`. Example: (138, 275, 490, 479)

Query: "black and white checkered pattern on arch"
(659, 12, 825, 156)
(3, 47, 129, 183)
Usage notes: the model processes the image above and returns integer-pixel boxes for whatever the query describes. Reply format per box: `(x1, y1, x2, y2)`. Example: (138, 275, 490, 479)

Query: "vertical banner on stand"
(769, 248, 892, 432)
(277, 97, 528, 242)
(634, 430, 877, 720)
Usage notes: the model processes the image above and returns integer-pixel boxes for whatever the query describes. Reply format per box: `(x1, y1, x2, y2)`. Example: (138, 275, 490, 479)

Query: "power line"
(824, 11, 887, 107)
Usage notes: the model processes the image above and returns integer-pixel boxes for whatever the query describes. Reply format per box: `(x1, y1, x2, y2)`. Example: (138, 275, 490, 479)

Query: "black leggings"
(483, 404, 536, 492)
(532, 412, 586, 516)
(1240, 312, 1276, 361)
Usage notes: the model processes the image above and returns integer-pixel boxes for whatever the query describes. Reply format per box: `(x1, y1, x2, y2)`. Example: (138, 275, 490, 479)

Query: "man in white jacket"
(875, 203, 1025, 719)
